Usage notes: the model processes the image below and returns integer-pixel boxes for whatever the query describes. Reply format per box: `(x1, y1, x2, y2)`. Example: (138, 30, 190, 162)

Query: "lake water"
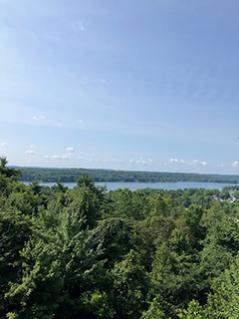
(34, 181, 239, 191)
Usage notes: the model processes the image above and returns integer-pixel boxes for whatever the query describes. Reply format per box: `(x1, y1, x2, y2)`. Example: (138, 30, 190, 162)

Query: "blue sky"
(1, 0, 239, 173)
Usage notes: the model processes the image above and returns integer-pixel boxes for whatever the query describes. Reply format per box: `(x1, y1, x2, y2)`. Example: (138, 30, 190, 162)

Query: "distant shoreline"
(16, 166, 239, 184)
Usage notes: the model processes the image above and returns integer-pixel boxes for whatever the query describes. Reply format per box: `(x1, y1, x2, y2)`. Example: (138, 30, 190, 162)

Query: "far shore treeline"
(16, 166, 239, 184)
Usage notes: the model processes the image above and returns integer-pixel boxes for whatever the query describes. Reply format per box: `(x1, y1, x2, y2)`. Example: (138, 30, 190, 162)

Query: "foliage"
(177, 300, 206, 319)
(207, 256, 239, 319)
(1, 158, 239, 318)
(141, 297, 166, 319)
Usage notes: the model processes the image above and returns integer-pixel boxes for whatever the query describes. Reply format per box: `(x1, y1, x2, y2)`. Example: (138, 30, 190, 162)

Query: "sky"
(1, 0, 239, 174)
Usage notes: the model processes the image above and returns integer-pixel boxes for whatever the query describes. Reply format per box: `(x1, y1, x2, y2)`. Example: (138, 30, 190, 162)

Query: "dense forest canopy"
(1, 158, 239, 318)
(17, 166, 239, 184)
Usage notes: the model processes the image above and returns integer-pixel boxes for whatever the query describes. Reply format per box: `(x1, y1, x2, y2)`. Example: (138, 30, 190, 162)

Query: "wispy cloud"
(1, 1, 238, 173)
(0, 142, 8, 156)
(0, 142, 8, 147)
(169, 158, 185, 164)
(26, 149, 36, 156)
(51, 154, 72, 160)
(65, 146, 75, 153)
(45, 147, 75, 161)
(26, 144, 36, 156)
(32, 114, 64, 128)
(192, 160, 208, 167)
(232, 161, 239, 168)
(169, 158, 207, 167)
(32, 114, 47, 121)
(130, 157, 153, 166)
(169, 157, 179, 163)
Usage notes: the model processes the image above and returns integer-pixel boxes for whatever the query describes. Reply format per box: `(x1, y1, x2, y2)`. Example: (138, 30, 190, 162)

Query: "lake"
(32, 181, 239, 191)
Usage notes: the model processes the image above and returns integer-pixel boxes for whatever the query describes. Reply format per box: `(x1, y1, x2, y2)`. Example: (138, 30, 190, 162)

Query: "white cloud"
(32, 114, 47, 121)
(192, 160, 199, 165)
(191, 160, 208, 166)
(51, 153, 72, 160)
(232, 161, 239, 168)
(135, 159, 145, 165)
(130, 157, 153, 166)
(0, 142, 8, 147)
(169, 157, 186, 164)
(65, 146, 75, 153)
(192, 160, 208, 166)
(32, 115, 64, 128)
(26, 149, 36, 156)
(169, 158, 179, 163)
(52, 154, 66, 159)
(52, 155, 61, 159)
(45, 147, 76, 161)
(26, 144, 37, 156)
(169, 158, 207, 167)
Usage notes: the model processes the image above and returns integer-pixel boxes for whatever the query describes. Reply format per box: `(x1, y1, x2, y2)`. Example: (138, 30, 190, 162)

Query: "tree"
(111, 250, 148, 319)
(207, 256, 239, 319)
(92, 217, 133, 266)
(0, 157, 20, 179)
(178, 300, 206, 319)
(0, 210, 32, 317)
(141, 297, 166, 319)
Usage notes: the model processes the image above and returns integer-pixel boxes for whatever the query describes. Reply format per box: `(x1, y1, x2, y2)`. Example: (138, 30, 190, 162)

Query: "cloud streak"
(169, 158, 208, 167)
(26, 149, 36, 155)
(32, 114, 47, 121)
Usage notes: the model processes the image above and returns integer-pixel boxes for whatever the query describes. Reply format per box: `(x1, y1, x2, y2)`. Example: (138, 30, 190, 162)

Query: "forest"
(18, 166, 239, 184)
(2, 157, 239, 318)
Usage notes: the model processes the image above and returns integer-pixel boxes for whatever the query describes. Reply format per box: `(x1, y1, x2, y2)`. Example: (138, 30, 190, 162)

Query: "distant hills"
(15, 166, 239, 184)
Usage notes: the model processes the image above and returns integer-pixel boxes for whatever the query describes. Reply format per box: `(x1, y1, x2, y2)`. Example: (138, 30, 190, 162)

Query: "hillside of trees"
(18, 166, 239, 184)
(2, 157, 239, 318)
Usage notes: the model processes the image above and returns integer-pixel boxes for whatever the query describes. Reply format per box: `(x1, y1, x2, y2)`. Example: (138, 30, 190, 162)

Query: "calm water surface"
(34, 181, 238, 191)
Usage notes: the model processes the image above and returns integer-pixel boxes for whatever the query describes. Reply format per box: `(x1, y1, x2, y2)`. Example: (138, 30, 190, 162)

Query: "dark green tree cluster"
(1, 158, 239, 318)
